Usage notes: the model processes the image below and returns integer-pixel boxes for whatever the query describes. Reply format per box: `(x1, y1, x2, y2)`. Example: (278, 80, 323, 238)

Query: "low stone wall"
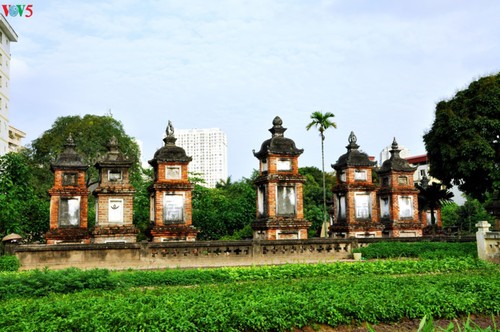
(6, 236, 478, 270)
(6, 238, 355, 270)
(476, 221, 500, 263)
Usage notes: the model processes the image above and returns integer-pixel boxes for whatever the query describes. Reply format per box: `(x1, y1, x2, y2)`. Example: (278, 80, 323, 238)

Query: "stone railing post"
(476, 221, 491, 261)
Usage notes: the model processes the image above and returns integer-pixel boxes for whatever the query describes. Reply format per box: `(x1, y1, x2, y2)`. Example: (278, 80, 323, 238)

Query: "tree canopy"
(192, 178, 255, 240)
(29, 114, 141, 187)
(423, 73, 500, 201)
(0, 153, 49, 242)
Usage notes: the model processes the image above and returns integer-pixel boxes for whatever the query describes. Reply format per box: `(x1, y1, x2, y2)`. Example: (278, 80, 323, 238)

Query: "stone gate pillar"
(148, 121, 198, 242)
(252, 116, 310, 240)
(92, 136, 138, 243)
(331, 132, 381, 238)
(45, 135, 90, 244)
(377, 138, 421, 237)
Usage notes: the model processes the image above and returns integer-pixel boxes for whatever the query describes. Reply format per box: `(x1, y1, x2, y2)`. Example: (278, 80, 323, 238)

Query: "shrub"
(352, 241, 477, 259)
(0, 255, 20, 272)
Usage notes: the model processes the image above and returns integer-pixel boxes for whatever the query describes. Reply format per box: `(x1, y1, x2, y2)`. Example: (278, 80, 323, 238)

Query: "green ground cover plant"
(0, 257, 491, 300)
(0, 268, 498, 331)
(352, 241, 477, 259)
(1, 242, 497, 331)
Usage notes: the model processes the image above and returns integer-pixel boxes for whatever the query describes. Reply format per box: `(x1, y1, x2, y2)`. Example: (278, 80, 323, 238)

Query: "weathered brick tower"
(148, 121, 198, 242)
(252, 116, 310, 240)
(92, 136, 138, 243)
(331, 132, 382, 238)
(377, 138, 422, 237)
(46, 135, 90, 244)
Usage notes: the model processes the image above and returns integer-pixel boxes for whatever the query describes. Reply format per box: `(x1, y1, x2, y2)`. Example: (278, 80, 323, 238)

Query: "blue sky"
(7, 0, 500, 180)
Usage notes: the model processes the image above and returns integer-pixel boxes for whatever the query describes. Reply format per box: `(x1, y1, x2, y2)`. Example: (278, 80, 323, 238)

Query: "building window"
(340, 171, 346, 182)
(398, 176, 408, 185)
(398, 196, 413, 218)
(59, 197, 80, 226)
(380, 197, 390, 218)
(420, 169, 426, 177)
(62, 172, 78, 186)
(165, 166, 181, 179)
(354, 170, 367, 181)
(276, 185, 296, 216)
(261, 159, 268, 172)
(149, 195, 155, 222)
(355, 193, 370, 219)
(108, 199, 124, 223)
(163, 193, 184, 223)
(338, 195, 346, 219)
(108, 169, 122, 181)
(257, 185, 267, 216)
(277, 158, 292, 171)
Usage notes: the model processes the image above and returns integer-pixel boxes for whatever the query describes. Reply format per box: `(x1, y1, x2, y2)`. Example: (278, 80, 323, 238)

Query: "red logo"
(2, 4, 33, 18)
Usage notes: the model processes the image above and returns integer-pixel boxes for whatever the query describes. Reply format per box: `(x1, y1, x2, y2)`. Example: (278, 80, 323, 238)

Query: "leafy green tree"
(306, 111, 337, 236)
(441, 198, 493, 234)
(192, 179, 255, 240)
(456, 198, 492, 233)
(0, 153, 49, 242)
(299, 166, 335, 237)
(416, 178, 454, 233)
(133, 167, 153, 241)
(29, 114, 141, 188)
(440, 203, 460, 229)
(423, 73, 500, 201)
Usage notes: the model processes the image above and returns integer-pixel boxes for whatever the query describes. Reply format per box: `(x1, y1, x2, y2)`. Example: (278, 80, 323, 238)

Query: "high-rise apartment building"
(175, 128, 228, 188)
(0, 15, 24, 156)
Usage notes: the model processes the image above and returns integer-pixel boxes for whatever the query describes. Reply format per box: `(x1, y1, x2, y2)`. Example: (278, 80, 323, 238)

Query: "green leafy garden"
(0, 244, 499, 331)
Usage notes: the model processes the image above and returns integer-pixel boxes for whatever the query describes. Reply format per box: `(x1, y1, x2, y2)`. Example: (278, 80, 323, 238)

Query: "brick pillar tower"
(148, 121, 198, 242)
(92, 136, 138, 243)
(252, 116, 310, 240)
(377, 138, 422, 237)
(45, 135, 90, 244)
(331, 132, 382, 238)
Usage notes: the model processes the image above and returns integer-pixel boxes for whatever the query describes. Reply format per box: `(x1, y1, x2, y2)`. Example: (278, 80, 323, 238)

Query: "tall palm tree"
(416, 176, 454, 235)
(306, 111, 337, 237)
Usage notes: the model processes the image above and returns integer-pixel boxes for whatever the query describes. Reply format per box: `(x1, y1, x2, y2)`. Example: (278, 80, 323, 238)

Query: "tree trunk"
(320, 137, 328, 238)
(430, 208, 436, 236)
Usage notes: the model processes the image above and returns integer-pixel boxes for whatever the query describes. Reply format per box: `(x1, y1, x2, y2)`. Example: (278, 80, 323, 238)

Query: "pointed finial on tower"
(269, 116, 286, 137)
(346, 131, 360, 150)
(166, 120, 175, 137)
(391, 137, 398, 150)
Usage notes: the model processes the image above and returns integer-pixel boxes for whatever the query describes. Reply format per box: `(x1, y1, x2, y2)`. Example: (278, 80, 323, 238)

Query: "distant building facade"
(379, 143, 411, 166)
(0, 15, 23, 156)
(175, 128, 228, 188)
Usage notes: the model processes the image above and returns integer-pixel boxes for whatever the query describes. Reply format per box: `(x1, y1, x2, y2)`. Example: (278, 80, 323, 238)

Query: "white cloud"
(7, 0, 500, 179)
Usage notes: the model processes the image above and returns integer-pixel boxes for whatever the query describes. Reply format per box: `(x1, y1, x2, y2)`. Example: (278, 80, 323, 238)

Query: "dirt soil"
(292, 315, 499, 331)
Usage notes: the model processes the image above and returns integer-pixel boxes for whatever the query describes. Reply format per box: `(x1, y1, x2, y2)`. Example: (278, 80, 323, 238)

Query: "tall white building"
(379, 143, 411, 166)
(0, 15, 23, 156)
(175, 128, 228, 188)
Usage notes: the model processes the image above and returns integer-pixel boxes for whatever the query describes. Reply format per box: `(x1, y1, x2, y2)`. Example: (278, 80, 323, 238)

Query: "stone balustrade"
(476, 221, 500, 263)
(6, 236, 478, 270)
(7, 238, 355, 270)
